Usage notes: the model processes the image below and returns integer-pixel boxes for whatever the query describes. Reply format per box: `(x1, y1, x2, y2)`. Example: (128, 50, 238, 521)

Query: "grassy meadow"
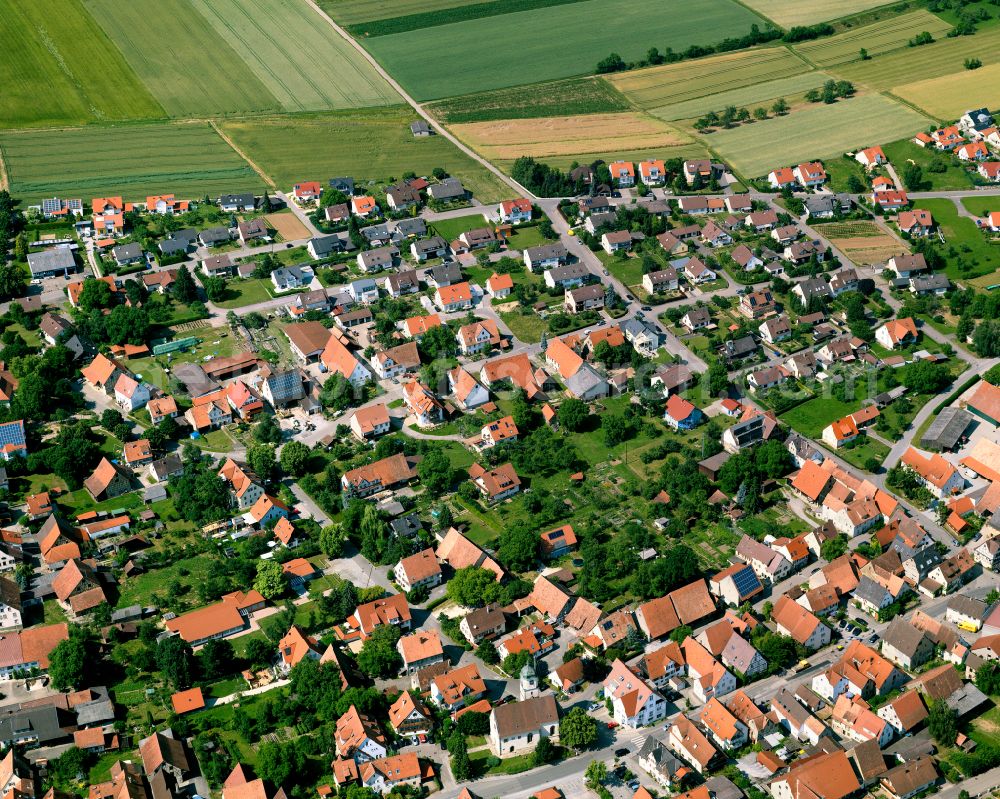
(218, 109, 511, 201)
(892, 62, 1000, 120)
(650, 73, 830, 122)
(427, 78, 630, 123)
(791, 10, 952, 66)
(738, 0, 903, 27)
(0, 123, 262, 199)
(0, 0, 164, 128)
(706, 93, 929, 178)
(362, 0, 768, 100)
(607, 47, 811, 110)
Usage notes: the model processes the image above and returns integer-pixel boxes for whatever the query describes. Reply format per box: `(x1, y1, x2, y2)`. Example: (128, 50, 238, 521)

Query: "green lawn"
(834, 436, 891, 470)
(430, 213, 491, 242)
(598, 251, 643, 286)
(881, 138, 974, 191)
(60, 487, 145, 517)
(116, 552, 217, 609)
(499, 310, 548, 343)
(215, 278, 282, 308)
(780, 393, 860, 438)
(918, 198, 1000, 281)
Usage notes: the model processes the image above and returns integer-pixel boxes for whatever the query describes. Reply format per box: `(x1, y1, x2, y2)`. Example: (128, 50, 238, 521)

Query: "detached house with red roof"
(897, 209, 934, 237)
(434, 281, 473, 312)
(639, 159, 667, 185)
(610, 161, 635, 187)
(872, 189, 909, 210)
(469, 462, 521, 503)
(292, 181, 322, 205)
(876, 317, 918, 349)
(979, 162, 1000, 182)
(855, 146, 887, 168)
(768, 167, 797, 190)
(900, 446, 964, 498)
(793, 162, 827, 188)
(664, 395, 702, 430)
(498, 198, 532, 224)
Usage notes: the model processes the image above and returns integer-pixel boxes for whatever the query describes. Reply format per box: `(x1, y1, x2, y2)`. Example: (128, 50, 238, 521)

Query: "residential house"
(604, 659, 668, 728)
(772, 595, 831, 650)
(524, 243, 567, 271)
(489, 696, 559, 757)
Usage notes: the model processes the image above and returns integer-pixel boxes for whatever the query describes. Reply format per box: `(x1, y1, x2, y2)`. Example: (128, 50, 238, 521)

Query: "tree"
(927, 700, 958, 746)
(498, 523, 540, 572)
(248, 443, 277, 483)
(975, 320, 1000, 356)
(596, 52, 626, 73)
(753, 107, 769, 120)
(48, 636, 88, 690)
(418, 447, 452, 497)
(448, 731, 472, 780)
(821, 534, 848, 562)
(245, 637, 276, 670)
(859, 47, 869, 59)
(356, 624, 402, 678)
(447, 567, 501, 607)
(202, 275, 227, 302)
(559, 706, 599, 750)
(702, 356, 729, 396)
(976, 661, 1000, 695)
(533, 736, 555, 767)
(279, 440, 311, 477)
(254, 414, 283, 444)
(557, 398, 589, 431)
(586, 760, 608, 787)
(900, 359, 950, 393)
(77, 279, 114, 312)
(902, 162, 926, 191)
(172, 266, 198, 303)
(772, 97, 789, 115)
(199, 639, 236, 680)
(156, 636, 195, 689)
(476, 640, 499, 664)
(319, 524, 346, 558)
(256, 741, 293, 787)
(254, 560, 287, 599)
(0, 264, 26, 300)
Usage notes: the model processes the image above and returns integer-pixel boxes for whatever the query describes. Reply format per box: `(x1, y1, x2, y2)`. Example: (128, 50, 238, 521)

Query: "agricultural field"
(706, 93, 929, 178)
(812, 221, 908, 266)
(0, 0, 164, 128)
(893, 62, 1000, 119)
(319, 0, 484, 24)
(342, 0, 586, 36)
(607, 47, 810, 111)
(219, 109, 511, 202)
(83, 0, 282, 118)
(791, 10, 953, 67)
(0, 123, 262, 200)
(494, 144, 711, 173)
(426, 78, 630, 123)
(450, 113, 692, 161)
(187, 0, 399, 111)
(832, 25, 1000, 89)
(361, 0, 768, 101)
(265, 212, 311, 241)
(738, 0, 901, 27)
(651, 73, 829, 122)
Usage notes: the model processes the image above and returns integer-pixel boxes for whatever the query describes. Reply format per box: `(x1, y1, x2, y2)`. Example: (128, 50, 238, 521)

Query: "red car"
(607, 721, 618, 730)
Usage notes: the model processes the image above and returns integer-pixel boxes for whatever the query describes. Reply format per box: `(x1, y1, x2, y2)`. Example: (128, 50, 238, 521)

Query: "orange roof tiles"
(171, 687, 205, 714)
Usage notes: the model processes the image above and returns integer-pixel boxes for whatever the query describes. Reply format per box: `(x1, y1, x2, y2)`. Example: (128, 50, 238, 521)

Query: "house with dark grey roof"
(428, 178, 466, 202)
(724, 335, 758, 361)
(198, 226, 232, 247)
(112, 243, 144, 266)
(159, 229, 198, 255)
(544, 262, 589, 290)
(218, 193, 256, 212)
(360, 223, 392, 246)
(411, 236, 449, 263)
(329, 177, 355, 195)
(357, 246, 399, 273)
(0, 706, 74, 747)
(411, 121, 432, 137)
(429, 262, 463, 286)
(909, 274, 950, 296)
(307, 234, 354, 260)
(524, 243, 567, 272)
(393, 218, 427, 238)
(28, 247, 76, 278)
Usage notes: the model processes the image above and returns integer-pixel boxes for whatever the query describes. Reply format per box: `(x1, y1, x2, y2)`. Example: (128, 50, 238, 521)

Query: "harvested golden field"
(450, 113, 691, 160)
(892, 63, 1000, 120)
(265, 212, 310, 240)
(829, 235, 907, 265)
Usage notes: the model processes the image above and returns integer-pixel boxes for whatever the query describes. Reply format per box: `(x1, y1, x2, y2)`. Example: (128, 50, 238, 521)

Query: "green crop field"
(427, 78, 630, 123)
(792, 11, 952, 67)
(494, 143, 711, 173)
(0, 123, 262, 201)
(343, 0, 588, 36)
(219, 109, 511, 202)
(608, 47, 810, 110)
(187, 0, 399, 111)
(738, 0, 900, 27)
(362, 0, 768, 101)
(84, 0, 282, 117)
(0, 0, 164, 128)
(649, 72, 829, 121)
(832, 25, 1000, 89)
(706, 94, 929, 178)
(319, 0, 483, 24)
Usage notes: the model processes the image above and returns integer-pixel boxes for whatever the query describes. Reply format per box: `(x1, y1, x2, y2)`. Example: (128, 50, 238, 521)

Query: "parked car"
(615, 748, 630, 758)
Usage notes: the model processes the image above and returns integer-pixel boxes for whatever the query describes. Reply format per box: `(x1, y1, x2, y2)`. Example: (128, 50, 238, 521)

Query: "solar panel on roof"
(732, 566, 760, 597)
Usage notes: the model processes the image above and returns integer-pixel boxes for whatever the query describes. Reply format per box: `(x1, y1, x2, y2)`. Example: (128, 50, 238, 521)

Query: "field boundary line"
(0, 146, 8, 192)
(210, 120, 276, 188)
(786, 43, 820, 70)
(879, 89, 938, 124)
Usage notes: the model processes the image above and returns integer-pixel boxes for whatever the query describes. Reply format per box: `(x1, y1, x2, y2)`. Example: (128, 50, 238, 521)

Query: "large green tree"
(559, 706, 599, 750)
(48, 636, 89, 691)
(356, 624, 402, 678)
